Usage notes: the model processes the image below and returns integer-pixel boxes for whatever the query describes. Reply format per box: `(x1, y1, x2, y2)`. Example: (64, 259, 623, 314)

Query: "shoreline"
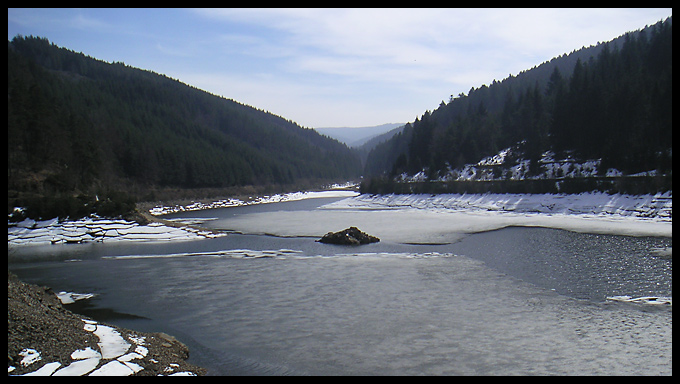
(200, 191, 672, 244)
(8, 189, 359, 248)
(141, 189, 360, 216)
(8, 191, 672, 250)
(8, 271, 207, 376)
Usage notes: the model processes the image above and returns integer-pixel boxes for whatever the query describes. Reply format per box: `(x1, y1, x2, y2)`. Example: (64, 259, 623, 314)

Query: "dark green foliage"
(8, 35, 362, 205)
(364, 18, 672, 184)
(360, 175, 672, 195)
(8, 191, 136, 221)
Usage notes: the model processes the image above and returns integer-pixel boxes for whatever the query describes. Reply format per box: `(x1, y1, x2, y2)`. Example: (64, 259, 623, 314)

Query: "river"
(8, 195, 672, 375)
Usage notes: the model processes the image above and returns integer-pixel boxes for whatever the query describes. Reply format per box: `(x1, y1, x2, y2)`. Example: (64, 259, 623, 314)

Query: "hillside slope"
(315, 123, 404, 147)
(363, 17, 672, 189)
(8, 36, 362, 203)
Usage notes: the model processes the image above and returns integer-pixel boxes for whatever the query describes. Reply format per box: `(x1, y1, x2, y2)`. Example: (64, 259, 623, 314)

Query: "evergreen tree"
(8, 35, 363, 200)
(363, 17, 672, 184)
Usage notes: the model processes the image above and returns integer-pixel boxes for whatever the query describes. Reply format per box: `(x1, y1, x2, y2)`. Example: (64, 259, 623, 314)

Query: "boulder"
(318, 227, 380, 245)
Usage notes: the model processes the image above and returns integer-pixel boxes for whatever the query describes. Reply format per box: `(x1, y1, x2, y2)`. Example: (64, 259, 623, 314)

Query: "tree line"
(364, 17, 672, 183)
(8, 36, 362, 218)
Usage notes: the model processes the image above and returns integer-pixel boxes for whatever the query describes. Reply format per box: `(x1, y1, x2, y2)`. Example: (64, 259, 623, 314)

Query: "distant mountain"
(354, 124, 406, 167)
(363, 17, 672, 191)
(8, 36, 362, 206)
(315, 123, 404, 147)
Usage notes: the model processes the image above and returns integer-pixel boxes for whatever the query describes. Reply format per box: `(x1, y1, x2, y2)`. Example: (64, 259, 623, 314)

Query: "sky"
(8, 8, 672, 129)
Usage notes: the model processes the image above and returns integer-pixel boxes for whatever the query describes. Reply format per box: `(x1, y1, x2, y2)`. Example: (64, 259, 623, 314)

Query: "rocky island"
(318, 227, 380, 245)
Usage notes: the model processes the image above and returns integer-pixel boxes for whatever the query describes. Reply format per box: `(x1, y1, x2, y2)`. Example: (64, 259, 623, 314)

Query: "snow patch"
(10, 318, 198, 376)
(148, 189, 359, 216)
(18, 348, 41, 367)
(21, 361, 62, 376)
(327, 192, 672, 221)
(8, 217, 226, 247)
(89, 360, 135, 376)
(400, 147, 659, 182)
(53, 355, 101, 376)
(92, 324, 131, 359)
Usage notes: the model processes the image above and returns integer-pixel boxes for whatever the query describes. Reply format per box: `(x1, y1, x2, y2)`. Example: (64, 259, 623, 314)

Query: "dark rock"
(318, 227, 380, 245)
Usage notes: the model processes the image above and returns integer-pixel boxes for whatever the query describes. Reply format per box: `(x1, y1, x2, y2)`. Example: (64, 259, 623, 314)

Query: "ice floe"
(103, 248, 305, 260)
(606, 296, 672, 306)
(8, 217, 225, 247)
(93, 324, 130, 359)
(20, 361, 62, 376)
(52, 350, 101, 376)
(56, 291, 97, 305)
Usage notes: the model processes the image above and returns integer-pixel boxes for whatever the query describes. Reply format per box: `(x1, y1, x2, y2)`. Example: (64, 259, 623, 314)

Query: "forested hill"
(363, 17, 672, 188)
(8, 36, 362, 202)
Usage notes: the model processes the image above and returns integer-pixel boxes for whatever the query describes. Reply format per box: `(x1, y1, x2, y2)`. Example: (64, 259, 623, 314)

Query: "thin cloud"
(9, 8, 673, 127)
(8, 8, 112, 33)
(185, 8, 674, 126)
(190, 8, 669, 89)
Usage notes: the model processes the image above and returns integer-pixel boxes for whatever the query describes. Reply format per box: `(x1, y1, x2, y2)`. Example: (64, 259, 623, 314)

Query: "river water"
(8, 196, 672, 375)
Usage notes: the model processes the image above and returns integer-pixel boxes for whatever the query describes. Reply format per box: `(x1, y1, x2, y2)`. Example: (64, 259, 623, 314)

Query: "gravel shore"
(8, 271, 207, 376)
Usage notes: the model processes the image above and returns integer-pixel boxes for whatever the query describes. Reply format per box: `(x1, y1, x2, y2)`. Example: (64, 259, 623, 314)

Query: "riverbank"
(215, 191, 672, 244)
(327, 191, 672, 220)
(8, 271, 206, 376)
(7, 216, 226, 248)
(9, 190, 672, 249)
(141, 188, 360, 216)
(8, 188, 359, 248)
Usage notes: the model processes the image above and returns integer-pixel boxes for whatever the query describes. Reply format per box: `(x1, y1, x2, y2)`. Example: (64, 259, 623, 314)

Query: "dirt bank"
(8, 271, 207, 376)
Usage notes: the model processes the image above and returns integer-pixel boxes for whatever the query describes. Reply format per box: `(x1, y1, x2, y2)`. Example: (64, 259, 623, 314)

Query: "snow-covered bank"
(324, 192, 672, 220)
(8, 272, 204, 376)
(214, 191, 671, 244)
(8, 217, 225, 247)
(321, 192, 672, 239)
(148, 190, 359, 216)
(8, 191, 671, 247)
(8, 189, 358, 247)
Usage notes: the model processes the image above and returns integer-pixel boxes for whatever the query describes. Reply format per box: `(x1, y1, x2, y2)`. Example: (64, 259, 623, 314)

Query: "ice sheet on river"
(218, 192, 672, 244)
(8, 218, 224, 247)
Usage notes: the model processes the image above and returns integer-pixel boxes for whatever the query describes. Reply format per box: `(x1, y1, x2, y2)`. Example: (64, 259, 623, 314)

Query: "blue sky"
(8, 8, 672, 128)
